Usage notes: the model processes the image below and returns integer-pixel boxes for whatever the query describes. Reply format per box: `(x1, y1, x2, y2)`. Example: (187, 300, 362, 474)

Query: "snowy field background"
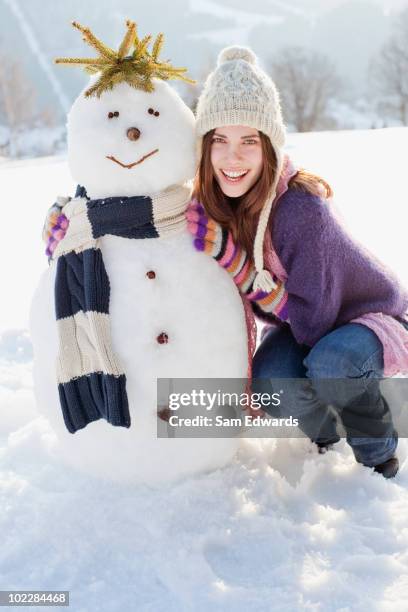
(1, 128, 408, 611)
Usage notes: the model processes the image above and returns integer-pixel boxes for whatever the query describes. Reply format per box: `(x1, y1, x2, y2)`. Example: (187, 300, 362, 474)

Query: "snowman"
(30, 20, 248, 485)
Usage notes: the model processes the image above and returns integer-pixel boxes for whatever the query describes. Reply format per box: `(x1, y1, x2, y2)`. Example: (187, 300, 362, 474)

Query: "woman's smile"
(220, 168, 250, 183)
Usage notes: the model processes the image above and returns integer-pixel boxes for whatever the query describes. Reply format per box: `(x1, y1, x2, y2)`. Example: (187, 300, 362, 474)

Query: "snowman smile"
(106, 149, 159, 169)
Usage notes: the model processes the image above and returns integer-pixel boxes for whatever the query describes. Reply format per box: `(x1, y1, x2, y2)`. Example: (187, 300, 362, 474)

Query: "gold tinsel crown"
(55, 20, 195, 97)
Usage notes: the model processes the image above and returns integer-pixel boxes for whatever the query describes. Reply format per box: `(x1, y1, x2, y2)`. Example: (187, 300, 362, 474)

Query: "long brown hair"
(193, 129, 333, 258)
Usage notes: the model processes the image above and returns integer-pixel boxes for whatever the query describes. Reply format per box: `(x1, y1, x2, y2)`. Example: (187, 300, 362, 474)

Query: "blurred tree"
(0, 52, 55, 157)
(179, 49, 217, 114)
(369, 9, 408, 126)
(269, 46, 341, 132)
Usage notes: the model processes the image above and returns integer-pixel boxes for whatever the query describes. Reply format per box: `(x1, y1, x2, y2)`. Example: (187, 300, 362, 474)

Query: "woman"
(186, 46, 408, 479)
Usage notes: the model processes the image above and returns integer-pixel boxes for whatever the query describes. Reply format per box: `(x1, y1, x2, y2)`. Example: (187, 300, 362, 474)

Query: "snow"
(0, 125, 67, 159)
(1, 127, 408, 610)
(0, 154, 74, 333)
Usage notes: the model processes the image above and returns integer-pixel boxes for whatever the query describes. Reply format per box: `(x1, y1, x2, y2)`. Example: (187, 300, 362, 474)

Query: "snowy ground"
(1, 128, 408, 611)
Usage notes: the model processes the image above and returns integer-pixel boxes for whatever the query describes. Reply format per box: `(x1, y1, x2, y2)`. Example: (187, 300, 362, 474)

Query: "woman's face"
(210, 125, 263, 197)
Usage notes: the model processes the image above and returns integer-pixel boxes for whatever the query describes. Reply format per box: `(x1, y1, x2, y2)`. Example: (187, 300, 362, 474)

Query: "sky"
(2, 0, 408, 125)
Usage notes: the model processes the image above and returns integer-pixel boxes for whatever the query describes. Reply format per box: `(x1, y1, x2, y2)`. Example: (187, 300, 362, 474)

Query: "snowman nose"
(127, 127, 141, 141)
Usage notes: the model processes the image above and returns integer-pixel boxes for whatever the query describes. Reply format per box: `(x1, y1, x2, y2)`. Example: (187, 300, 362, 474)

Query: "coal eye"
(148, 108, 160, 117)
(108, 111, 119, 119)
(154, 111, 160, 117)
(148, 108, 154, 114)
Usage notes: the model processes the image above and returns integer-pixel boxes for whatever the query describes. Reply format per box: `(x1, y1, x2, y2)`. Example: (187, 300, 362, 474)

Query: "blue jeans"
(252, 322, 398, 467)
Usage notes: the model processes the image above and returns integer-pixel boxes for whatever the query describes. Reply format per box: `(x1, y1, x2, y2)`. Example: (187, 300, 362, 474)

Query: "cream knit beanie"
(195, 46, 286, 292)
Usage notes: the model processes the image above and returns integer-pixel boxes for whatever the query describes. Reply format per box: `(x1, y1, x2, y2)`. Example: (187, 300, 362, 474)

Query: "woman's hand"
(43, 197, 70, 258)
(186, 199, 224, 257)
(186, 199, 250, 284)
(51, 198, 94, 259)
(186, 199, 289, 320)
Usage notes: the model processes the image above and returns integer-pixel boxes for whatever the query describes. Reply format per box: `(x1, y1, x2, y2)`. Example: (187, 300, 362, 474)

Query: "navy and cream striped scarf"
(52, 183, 191, 433)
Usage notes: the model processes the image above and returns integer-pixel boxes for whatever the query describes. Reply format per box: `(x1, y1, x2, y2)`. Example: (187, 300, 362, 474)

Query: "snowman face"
(67, 80, 196, 198)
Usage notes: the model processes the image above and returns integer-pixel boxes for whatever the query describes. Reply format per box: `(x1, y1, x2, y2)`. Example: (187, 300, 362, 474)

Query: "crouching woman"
(187, 46, 408, 479)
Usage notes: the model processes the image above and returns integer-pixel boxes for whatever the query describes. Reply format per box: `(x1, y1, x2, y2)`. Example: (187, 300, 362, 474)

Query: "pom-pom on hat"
(195, 45, 287, 292)
(217, 46, 257, 64)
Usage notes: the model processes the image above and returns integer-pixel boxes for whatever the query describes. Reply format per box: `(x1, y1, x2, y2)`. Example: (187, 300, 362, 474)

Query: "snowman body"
(30, 80, 248, 484)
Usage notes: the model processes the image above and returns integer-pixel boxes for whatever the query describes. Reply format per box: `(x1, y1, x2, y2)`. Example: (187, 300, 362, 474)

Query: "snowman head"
(68, 79, 195, 198)
(57, 20, 197, 199)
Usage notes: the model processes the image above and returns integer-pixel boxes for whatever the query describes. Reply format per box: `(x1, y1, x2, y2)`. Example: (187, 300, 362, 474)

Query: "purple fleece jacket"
(270, 188, 408, 347)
